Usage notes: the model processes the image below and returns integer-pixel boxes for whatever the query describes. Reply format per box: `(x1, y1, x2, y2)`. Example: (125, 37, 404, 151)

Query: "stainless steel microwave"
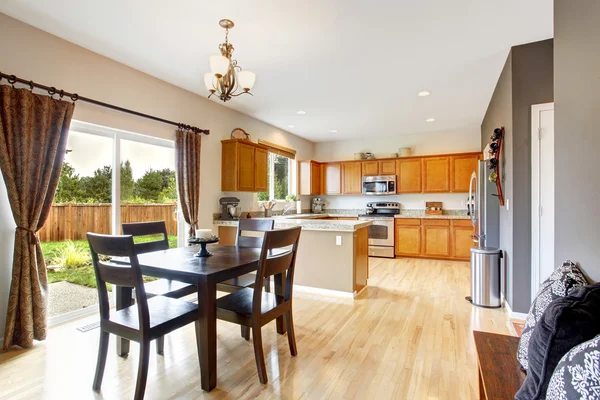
(362, 175, 396, 195)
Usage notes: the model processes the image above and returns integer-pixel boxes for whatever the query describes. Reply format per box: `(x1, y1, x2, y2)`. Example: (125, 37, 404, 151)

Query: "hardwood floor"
(0, 258, 512, 399)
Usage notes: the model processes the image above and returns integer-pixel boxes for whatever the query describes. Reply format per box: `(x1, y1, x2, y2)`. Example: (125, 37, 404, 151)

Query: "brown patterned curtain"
(175, 129, 201, 237)
(0, 86, 74, 349)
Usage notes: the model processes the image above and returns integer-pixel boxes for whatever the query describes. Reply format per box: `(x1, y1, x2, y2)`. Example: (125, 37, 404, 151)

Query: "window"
(257, 153, 294, 201)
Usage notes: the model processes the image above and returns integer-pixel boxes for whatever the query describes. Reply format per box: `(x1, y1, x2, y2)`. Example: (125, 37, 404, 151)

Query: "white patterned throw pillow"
(517, 260, 588, 371)
(547, 334, 600, 400)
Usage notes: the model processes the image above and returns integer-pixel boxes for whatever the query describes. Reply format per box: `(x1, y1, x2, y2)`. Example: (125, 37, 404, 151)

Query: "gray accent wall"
(554, 0, 600, 281)
(481, 39, 553, 313)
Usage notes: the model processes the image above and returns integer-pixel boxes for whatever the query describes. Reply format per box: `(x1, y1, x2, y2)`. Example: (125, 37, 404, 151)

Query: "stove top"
(358, 213, 398, 218)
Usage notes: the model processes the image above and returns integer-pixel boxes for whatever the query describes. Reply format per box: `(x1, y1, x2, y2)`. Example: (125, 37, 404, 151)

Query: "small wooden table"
(473, 331, 526, 400)
(114, 244, 286, 392)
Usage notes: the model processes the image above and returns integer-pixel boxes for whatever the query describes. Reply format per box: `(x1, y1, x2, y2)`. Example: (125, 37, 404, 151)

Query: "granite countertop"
(213, 216, 371, 232)
(394, 213, 471, 220)
(213, 210, 469, 231)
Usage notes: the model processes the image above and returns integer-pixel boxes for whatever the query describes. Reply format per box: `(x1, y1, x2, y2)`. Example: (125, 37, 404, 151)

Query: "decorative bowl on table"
(188, 235, 220, 257)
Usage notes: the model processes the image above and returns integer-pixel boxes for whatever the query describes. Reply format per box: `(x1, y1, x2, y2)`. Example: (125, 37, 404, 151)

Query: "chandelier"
(204, 19, 256, 102)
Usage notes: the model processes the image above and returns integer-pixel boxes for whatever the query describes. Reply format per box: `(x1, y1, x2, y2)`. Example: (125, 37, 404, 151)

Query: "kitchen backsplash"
(320, 193, 468, 210)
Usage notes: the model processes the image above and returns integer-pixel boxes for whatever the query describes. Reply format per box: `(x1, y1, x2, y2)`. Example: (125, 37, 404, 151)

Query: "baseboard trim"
(353, 285, 368, 298)
(293, 284, 354, 299)
(505, 300, 528, 321)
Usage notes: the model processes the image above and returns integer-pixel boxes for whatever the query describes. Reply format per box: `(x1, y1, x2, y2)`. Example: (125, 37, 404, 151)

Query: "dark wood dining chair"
(216, 226, 302, 384)
(218, 218, 275, 292)
(87, 233, 200, 400)
(122, 221, 197, 354)
(217, 218, 275, 339)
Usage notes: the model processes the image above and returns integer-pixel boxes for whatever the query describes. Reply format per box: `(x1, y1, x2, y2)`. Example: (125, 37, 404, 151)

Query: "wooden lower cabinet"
(394, 218, 474, 260)
(395, 219, 421, 256)
(422, 220, 451, 258)
(451, 219, 475, 260)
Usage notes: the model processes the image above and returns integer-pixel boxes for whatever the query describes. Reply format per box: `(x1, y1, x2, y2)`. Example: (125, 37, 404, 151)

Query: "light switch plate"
(336, 236, 342, 246)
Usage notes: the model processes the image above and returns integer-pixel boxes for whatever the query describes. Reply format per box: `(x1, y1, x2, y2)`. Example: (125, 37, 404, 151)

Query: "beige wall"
(0, 13, 315, 341)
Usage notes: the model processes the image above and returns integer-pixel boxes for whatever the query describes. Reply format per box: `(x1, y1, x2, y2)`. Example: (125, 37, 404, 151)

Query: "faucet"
(282, 204, 295, 216)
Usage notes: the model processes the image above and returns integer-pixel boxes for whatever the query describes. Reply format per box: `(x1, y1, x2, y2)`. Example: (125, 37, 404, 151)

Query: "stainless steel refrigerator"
(467, 160, 502, 308)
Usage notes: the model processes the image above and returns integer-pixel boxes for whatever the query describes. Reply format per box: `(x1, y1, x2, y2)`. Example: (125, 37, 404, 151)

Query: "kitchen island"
(213, 216, 371, 296)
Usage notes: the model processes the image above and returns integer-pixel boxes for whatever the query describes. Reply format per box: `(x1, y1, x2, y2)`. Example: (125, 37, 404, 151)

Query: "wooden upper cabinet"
(254, 148, 268, 192)
(422, 219, 451, 257)
(298, 160, 321, 196)
(362, 160, 396, 176)
(379, 160, 396, 175)
(362, 161, 379, 176)
(221, 140, 269, 192)
(236, 142, 255, 191)
(397, 158, 422, 193)
(451, 154, 481, 192)
(422, 156, 450, 193)
(311, 162, 321, 195)
(342, 162, 362, 194)
(323, 163, 342, 195)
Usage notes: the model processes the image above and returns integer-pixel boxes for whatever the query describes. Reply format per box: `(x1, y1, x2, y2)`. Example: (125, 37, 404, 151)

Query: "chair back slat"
(96, 262, 138, 287)
(253, 227, 302, 311)
(236, 219, 274, 248)
(263, 251, 294, 278)
(87, 233, 150, 329)
(237, 236, 264, 248)
(122, 221, 169, 254)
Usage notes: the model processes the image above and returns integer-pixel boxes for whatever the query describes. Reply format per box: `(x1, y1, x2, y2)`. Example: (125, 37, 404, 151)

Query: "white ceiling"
(0, 0, 553, 142)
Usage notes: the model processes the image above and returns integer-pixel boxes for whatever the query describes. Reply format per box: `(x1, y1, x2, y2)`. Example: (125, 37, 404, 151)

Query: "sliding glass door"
(42, 120, 181, 323)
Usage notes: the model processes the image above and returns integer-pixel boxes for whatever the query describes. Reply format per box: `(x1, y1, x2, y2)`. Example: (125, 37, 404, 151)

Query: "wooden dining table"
(113, 244, 287, 392)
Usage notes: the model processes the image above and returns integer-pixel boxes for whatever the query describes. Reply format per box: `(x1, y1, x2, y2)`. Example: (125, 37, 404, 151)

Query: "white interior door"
(531, 103, 555, 299)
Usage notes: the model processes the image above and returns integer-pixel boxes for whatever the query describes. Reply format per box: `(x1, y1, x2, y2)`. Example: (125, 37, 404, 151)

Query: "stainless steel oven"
(358, 202, 400, 258)
(362, 175, 396, 195)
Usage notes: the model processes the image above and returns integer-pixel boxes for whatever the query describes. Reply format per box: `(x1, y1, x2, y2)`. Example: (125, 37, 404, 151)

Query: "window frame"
(261, 152, 295, 202)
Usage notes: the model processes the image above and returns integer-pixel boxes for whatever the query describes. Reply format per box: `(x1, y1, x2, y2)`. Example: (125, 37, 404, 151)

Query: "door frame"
(530, 103, 555, 301)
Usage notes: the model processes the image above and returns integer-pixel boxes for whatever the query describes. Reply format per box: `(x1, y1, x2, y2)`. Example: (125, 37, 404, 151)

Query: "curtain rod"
(0, 71, 210, 135)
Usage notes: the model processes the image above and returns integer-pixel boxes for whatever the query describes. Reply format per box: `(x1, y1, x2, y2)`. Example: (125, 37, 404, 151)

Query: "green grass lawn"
(42, 236, 178, 289)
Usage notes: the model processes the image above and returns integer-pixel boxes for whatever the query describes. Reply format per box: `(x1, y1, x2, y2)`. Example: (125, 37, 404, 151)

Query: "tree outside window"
(257, 153, 293, 201)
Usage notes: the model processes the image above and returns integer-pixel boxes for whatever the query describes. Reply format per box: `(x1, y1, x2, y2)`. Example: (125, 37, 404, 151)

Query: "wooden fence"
(38, 203, 178, 242)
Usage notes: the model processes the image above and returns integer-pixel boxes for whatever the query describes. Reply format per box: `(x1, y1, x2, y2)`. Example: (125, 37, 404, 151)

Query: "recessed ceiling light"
(296, 110, 306, 115)
(330, 129, 338, 133)
(425, 118, 436, 122)
(418, 91, 431, 97)
(288, 125, 295, 128)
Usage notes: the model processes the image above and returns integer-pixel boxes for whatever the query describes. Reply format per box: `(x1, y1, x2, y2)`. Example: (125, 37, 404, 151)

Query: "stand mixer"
(219, 197, 242, 220)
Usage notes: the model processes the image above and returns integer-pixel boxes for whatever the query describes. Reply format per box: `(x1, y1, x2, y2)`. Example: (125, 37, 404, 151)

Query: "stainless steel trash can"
(469, 247, 502, 308)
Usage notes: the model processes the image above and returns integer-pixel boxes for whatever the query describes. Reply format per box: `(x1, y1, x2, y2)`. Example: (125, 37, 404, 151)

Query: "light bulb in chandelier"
(204, 73, 216, 93)
(209, 55, 230, 78)
(238, 71, 256, 92)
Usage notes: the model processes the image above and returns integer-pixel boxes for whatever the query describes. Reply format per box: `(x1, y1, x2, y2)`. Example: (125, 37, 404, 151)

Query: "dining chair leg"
(134, 341, 151, 400)
(264, 276, 270, 293)
(156, 336, 164, 355)
(241, 326, 250, 340)
(92, 331, 110, 391)
(252, 325, 268, 384)
(284, 310, 298, 356)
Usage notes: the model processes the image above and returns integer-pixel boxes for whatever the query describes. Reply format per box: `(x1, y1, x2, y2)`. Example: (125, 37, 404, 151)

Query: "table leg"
(197, 277, 217, 391)
(115, 285, 133, 356)
(274, 272, 287, 335)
